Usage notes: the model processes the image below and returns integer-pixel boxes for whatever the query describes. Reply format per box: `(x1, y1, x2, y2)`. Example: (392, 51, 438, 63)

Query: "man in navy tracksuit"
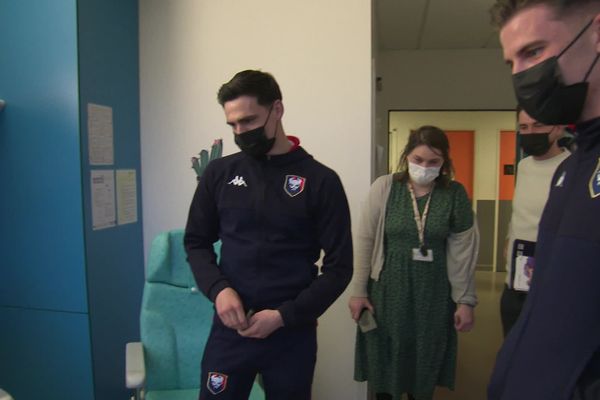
(184, 70, 352, 399)
(488, 1, 600, 399)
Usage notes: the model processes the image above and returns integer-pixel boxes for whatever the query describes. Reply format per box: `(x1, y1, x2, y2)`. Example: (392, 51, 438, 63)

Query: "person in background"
(349, 126, 479, 400)
(500, 106, 570, 337)
(184, 70, 352, 400)
(488, 1, 600, 398)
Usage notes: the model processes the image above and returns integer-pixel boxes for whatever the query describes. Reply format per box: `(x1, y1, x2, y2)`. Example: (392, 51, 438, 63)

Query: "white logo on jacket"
(227, 176, 247, 187)
(555, 171, 566, 187)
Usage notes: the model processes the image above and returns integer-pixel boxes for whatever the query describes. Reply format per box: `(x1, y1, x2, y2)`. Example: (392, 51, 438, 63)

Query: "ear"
(593, 13, 600, 53)
(551, 125, 566, 141)
(273, 99, 284, 120)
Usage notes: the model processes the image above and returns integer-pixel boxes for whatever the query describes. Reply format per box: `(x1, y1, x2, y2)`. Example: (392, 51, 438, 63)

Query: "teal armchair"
(126, 229, 264, 400)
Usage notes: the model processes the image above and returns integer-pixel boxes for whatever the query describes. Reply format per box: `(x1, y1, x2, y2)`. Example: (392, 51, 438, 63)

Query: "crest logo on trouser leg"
(207, 372, 228, 395)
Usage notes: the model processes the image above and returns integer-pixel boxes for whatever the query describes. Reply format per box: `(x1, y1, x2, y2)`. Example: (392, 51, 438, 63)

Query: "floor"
(432, 271, 506, 400)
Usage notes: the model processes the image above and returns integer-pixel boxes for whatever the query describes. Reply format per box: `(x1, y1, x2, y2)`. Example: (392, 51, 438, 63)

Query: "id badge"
(412, 248, 433, 262)
(513, 255, 533, 292)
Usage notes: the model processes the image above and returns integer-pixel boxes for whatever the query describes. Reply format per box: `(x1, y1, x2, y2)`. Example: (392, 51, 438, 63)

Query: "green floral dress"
(354, 179, 473, 400)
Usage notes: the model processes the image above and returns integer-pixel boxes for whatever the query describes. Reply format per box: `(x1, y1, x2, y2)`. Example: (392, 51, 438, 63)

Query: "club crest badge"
(284, 175, 306, 197)
(589, 158, 600, 199)
(207, 372, 228, 395)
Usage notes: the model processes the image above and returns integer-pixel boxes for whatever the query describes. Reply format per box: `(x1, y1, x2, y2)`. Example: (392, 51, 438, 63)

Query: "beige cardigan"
(350, 174, 479, 306)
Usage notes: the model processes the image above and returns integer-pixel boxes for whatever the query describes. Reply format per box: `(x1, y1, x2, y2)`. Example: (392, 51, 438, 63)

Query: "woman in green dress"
(349, 126, 479, 400)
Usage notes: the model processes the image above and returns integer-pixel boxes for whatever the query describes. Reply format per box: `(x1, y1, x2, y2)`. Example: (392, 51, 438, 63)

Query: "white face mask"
(408, 161, 440, 185)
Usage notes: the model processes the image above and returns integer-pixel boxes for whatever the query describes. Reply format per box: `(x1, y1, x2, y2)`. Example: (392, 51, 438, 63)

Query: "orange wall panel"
(446, 130, 474, 199)
(499, 130, 516, 201)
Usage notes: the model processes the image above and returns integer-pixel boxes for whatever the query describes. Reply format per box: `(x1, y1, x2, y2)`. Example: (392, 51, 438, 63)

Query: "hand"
(237, 309, 284, 339)
(215, 288, 248, 330)
(348, 296, 374, 321)
(454, 304, 475, 332)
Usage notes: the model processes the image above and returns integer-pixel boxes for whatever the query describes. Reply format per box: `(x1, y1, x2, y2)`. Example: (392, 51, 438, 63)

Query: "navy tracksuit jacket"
(488, 118, 600, 399)
(184, 145, 353, 327)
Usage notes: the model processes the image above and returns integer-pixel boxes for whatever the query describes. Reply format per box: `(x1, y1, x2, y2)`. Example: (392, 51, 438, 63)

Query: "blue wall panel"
(78, 0, 144, 398)
(0, 0, 88, 313)
(0, 1, 144, 398)
(0, 0, 95, 397)
(0, 307, 94, 399)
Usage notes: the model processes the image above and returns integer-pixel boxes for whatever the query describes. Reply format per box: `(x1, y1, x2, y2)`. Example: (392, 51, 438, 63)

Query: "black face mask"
(234, 106, 276, 158)
(519, 132, 553, 156)
(513, 19, 600, 125)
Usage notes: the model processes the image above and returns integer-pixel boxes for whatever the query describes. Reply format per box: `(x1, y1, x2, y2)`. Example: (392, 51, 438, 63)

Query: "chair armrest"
(0, 389, 14, 400)
(126, 342, 146, 389)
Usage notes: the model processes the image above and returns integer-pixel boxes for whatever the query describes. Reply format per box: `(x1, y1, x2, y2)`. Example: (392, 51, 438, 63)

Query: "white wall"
(378, 49, 515, 110)
(374, 49, 517, 178)
(139, 1, 372, 399)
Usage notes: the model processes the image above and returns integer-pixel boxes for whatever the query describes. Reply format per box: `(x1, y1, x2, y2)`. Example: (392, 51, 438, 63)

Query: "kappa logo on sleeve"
(207, 372, 228, 395)
(284, 175, 306, 197)
(589, 158, 600, 198)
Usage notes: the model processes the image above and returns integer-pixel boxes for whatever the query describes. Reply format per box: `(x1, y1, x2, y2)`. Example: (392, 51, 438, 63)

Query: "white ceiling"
(375, 0, 501, 50)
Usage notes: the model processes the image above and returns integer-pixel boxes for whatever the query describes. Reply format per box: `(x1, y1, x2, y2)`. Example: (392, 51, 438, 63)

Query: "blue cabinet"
(0, 1, 143, 398)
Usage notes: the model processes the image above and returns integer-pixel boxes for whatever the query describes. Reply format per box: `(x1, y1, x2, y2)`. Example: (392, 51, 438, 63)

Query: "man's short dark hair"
(490, 0, 600, 29)
(217, 70, 282, 107)
(516, 103, 523, 120)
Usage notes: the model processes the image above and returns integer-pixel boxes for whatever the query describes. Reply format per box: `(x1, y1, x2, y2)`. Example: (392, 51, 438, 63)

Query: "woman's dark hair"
(395, 125, 455, 187)
(217, 70, 282, 107)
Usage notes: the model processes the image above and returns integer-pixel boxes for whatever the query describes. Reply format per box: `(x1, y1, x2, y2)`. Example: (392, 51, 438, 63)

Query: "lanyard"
(407, 182, 433, 255)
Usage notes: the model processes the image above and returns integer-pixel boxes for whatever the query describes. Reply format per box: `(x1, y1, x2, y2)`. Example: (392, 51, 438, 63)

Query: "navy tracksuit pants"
(199, 316, 317, 400)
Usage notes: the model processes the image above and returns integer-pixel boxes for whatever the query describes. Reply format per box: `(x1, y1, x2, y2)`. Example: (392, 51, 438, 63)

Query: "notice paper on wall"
(116, 169, 138, 225)
(91, 170, 116, 230)
(88, 103, 114, 165)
